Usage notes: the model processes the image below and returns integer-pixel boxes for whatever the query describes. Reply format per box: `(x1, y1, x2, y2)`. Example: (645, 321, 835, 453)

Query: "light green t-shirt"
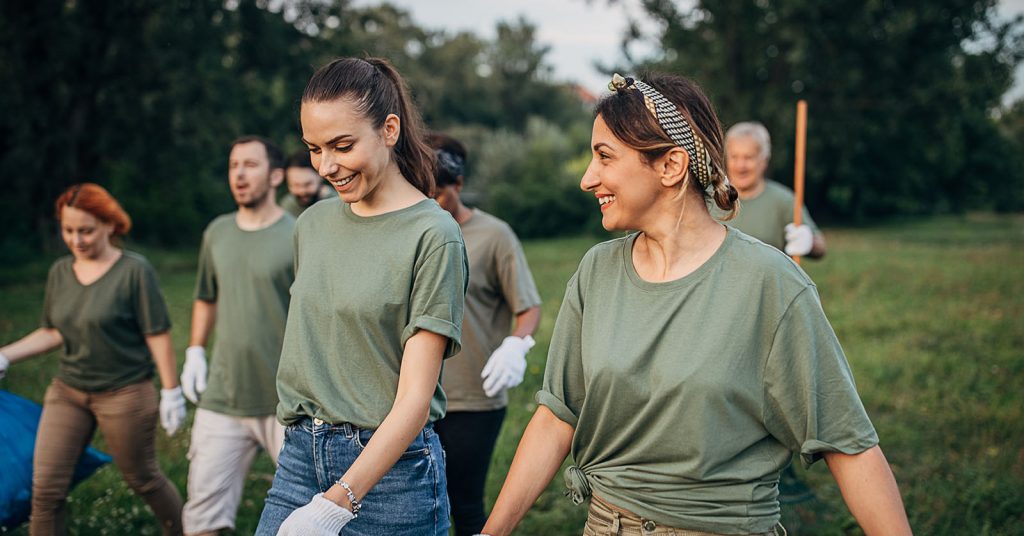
(717, 180, 820, 251)
(194, 212, 295, 416)
(276, 198, 468, 429)
(279, 188, 333, 218)
(41, 251, 171, 392)
(442, 209, 542, 412)
(538, 227, 877, 534)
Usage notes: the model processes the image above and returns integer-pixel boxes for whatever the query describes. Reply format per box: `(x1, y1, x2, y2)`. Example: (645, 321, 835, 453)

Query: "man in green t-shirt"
(279, 150, 332, 218)
(426, 133, 542, 536)
(179, 136, 296, 536)
(722, 121, 827, 259)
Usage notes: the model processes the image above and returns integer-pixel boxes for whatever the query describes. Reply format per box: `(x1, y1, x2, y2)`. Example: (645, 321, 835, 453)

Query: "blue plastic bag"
(0, 389, 112, 529)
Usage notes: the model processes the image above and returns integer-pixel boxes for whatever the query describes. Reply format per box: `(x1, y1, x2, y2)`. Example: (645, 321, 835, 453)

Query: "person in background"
(722, 121, 826, 258)
(0, 183, 185, 535)
(255, 57, 468, 536)
(280, 149, 333, 217)
(480, 73, 910, 536)
(425, 132, 542, 536)
(179, 136, 294, 536)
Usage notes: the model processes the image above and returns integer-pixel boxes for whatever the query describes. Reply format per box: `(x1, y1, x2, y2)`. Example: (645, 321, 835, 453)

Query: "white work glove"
(180, 346, 208, 404)
(481, 335, 535, 398)
(784, 223, 814, 257)
(159, 386, 186, 436)
(278, 493, 355, 536)
(0, 351, 9, 380)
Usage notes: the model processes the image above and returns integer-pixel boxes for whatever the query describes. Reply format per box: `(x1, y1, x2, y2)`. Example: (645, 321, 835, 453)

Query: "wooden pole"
(792, 100, 807, 264)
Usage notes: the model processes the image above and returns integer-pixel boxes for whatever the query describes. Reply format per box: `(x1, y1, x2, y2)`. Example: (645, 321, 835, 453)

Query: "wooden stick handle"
(792, 99, 807, 264)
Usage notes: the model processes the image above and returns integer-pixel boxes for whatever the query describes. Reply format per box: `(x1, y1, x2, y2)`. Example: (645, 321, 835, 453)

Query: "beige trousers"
(182, 408, 283, 535)
(583, 494, 782, 536)
(30, 378, 183, 536)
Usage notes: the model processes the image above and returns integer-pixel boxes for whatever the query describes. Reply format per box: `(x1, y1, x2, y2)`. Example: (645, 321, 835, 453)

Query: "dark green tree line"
(619, 0, 1024, 220)
(0, 0, 588, 260)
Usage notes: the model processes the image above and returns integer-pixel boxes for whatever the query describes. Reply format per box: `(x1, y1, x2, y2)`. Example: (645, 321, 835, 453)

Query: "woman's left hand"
(159, 386, 186, 436)
(279, 493, 354, 535)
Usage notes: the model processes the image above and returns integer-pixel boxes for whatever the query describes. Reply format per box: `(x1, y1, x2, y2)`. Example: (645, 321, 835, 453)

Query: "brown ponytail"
(302, 57, 436, 196)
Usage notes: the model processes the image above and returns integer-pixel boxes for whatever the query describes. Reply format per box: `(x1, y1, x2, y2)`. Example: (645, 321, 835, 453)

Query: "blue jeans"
(255, 418, 449, 535)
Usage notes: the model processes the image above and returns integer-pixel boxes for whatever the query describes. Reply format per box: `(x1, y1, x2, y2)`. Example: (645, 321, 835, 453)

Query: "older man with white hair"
(723, 121, 827, 258)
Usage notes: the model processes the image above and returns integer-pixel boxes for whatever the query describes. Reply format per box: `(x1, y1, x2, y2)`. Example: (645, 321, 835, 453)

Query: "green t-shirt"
(442, 209, 542, 412)
(717, 180, 820, 251)
(276, 198, 468, 429)
(280, 188, 333, 218)
(194, 212, 295, 416)
(41, 251, 171, 392)
(538, 227, 877, 534)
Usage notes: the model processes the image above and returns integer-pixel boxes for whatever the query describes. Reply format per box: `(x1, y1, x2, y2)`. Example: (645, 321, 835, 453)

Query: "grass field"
(1, 213, 1022, 535)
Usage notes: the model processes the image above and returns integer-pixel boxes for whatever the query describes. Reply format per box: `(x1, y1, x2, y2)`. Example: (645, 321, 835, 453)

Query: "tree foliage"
(621, 0, 1024, 220)
(0, 0, 588, 259)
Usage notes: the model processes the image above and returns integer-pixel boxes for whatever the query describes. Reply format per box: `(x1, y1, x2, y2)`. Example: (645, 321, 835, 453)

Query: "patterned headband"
(607, 73, 727, 190)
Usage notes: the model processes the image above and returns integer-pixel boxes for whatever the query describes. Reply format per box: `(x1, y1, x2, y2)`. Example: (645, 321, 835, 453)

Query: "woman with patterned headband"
(478, 74, 911, 536)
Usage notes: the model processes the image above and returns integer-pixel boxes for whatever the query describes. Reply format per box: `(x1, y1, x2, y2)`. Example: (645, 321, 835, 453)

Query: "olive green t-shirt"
(276, 198, 468, 429)
(538, 227, 877, 534)
(41, 251, 171, 392)
(280, 188, 333, 218)
(716, 180, 820, 251)
(442, 209, 542, 412)
(194, 212, 295, 416)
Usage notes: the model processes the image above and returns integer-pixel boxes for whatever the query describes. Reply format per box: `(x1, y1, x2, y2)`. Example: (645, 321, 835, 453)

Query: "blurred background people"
(179, 136, 294, 536)
(280, 150, 333, 217)
(723, 121, 826, 259)
(0, 183, 185, 535)
(426, 132, 542, 536)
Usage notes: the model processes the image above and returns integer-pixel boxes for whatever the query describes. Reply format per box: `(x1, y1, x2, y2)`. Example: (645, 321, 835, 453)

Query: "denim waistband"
(293, 416, 434, 436)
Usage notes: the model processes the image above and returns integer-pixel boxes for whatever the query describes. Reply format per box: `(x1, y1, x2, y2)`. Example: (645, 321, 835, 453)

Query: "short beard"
(238, 187, 270, 209)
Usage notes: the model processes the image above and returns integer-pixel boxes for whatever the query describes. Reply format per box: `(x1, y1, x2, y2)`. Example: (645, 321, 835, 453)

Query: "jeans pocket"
(357, 427, 431, 459)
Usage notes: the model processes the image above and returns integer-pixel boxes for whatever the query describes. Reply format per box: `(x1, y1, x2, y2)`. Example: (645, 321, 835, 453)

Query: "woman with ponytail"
(480, 74, 911, 536)
(255, 57, 467, 536)
(0, 183, 185, 535)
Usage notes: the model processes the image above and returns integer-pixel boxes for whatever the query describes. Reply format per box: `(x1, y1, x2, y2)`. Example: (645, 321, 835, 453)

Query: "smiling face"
(300, 98, 400, 206)
(286, 166, 325, 207)
(725, 135, 768, 195)
(60, 205, 115, 261)
(228, 141, 277, 209)
(580, 114, 666, 232)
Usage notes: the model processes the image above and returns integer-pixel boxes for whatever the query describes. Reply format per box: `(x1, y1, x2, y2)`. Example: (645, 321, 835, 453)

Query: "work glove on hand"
(784, 223, 814, 257)
(0, 351, 9, 380)
(278, 493, 354, 536)
(180, 346, 208, 404)
(481, 335, 535, 398)
(159, 386, 186, 436)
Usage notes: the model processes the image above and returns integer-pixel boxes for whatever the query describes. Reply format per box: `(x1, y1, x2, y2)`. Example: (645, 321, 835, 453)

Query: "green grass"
(2, 213, 1022, 535)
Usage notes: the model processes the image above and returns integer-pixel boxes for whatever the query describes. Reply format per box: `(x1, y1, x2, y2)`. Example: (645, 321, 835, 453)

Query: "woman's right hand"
(0, 351, 9, 379)
(278, 493, 354, 535)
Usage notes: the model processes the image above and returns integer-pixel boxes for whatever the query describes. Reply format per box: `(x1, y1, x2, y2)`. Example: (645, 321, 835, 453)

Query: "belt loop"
(609, 509, 620, 535)
(343, 422, 354, 438)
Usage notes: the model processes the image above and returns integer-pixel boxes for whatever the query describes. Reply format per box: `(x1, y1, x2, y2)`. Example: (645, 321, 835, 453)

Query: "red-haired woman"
(0, 183, 186, 535)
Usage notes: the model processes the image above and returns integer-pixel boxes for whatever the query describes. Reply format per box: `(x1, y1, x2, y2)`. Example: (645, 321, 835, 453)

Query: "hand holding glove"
(278, 493, 355, 536)
(159, 386, 186, 436)
(180, 346, 208, 404)
(0, 351, 9, 380)
(784, 223, 814, 257)
(481, 335, 535, 398)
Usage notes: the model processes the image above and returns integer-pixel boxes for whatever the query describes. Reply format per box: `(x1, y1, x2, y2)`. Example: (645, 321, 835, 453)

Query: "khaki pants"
(182, 408, 284, 535)
(583, 495, 782, 536)
(31, 378, 183, 536)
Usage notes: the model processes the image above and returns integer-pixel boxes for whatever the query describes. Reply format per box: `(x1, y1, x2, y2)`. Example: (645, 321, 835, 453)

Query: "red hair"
(55, 183, 132, 236)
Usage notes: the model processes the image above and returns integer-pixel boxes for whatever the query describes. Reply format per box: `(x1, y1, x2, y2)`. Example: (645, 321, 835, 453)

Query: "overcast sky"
(354, 0, 1024, 103)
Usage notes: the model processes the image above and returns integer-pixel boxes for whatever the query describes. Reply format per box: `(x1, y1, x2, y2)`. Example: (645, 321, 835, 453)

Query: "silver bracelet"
(335, 479, 361, 517)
